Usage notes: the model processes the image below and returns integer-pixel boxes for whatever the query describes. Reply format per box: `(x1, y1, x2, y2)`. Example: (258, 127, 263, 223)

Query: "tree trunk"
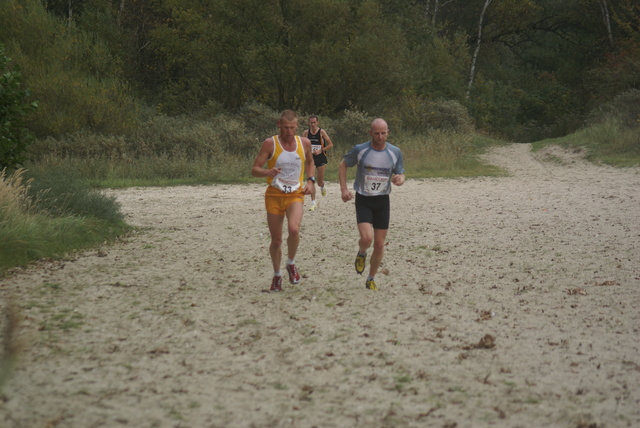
(466, 0, 492, 99)
(117, 0, 126, 27)
(432, 0, 439, 26)
(598, 0, 614, 48)
(424, 0, 456, 27)
(67, 0, 73, 27)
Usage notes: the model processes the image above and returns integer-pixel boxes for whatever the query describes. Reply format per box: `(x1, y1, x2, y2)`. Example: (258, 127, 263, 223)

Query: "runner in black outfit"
(303, 115, 334, 211)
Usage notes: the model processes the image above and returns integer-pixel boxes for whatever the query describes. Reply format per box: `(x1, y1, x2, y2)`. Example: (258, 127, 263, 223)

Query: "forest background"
(0, 0, 639, 270)
(2, 0, 639, 145)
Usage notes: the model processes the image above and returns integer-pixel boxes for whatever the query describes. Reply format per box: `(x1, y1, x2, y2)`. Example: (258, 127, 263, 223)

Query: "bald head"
(370, 118, 388, 131)
(369, 118, 389, 148)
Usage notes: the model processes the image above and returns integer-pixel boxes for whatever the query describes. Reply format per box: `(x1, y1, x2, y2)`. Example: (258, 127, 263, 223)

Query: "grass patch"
(40, 309, 85, 331)
(0, 169, 130, 274)
(401, 132, 508, 178)
(532, 119, 640, 167)
(25, 127, 510, 188)
(26, 153, 255, 189)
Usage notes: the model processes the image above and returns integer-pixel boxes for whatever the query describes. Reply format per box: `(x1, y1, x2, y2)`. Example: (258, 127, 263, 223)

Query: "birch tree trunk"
(117, 0, 126, 27)
(432, 0, 439, 26)
(598, 0, 615, 48)
(424, 0, 431, 20)
(424, 0, 456, 26)
(466, 0, 493, 99)
(67, 0, 73, 27)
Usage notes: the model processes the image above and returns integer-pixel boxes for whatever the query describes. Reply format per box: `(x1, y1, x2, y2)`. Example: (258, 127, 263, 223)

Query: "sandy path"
(1, 144, 639, 428)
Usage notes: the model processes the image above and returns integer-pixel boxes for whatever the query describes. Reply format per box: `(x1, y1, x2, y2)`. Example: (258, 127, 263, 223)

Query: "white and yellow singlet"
(267, 135, 305, 194)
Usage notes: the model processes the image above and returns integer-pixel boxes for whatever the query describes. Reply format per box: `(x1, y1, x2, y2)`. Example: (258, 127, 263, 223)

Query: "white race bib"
(365, 174, 388, 195)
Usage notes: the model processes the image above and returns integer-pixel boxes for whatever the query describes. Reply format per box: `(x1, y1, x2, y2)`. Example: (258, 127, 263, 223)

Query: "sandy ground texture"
(1, 143, 639, 428)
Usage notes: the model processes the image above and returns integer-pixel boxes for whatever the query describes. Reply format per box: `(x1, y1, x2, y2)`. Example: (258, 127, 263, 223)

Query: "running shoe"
(309, 203, 317, 212)
(365, 278, 378, 290)
(270, 275, 283, 292)
(321, 187, 327, 197)
(355, 252, 366, 275)
(286, 263, 301, 284)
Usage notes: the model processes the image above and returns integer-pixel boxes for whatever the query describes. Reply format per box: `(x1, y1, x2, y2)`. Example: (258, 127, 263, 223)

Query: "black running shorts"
(355, 193, 390, 230)
(313, 152, 328, 167)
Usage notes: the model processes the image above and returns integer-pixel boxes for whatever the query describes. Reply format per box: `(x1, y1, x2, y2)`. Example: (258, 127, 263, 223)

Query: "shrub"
(401, 96, 475, 135)
(130, 115, 229, 159)
(1, 0, 138, 139)
(28, 132, 128, 160)
(239, 101, 280, 137)
(210, 114, 258, 157)
(0, 168, 32, 215)
(0, 44, 38, 169)
(23, 167, 124, 223)
(331, 109, 373, 152)
(1, 168, 128, 271)
(587, 89, 640, 129)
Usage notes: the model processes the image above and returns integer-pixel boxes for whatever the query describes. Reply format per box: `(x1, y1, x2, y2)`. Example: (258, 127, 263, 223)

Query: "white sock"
(274, 271, 281, 277)
(287, 259, 295, 265)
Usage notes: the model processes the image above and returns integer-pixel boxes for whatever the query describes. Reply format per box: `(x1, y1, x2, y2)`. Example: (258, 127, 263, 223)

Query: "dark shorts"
(355, 193, 390, 230)
(313, 153, 328, 167)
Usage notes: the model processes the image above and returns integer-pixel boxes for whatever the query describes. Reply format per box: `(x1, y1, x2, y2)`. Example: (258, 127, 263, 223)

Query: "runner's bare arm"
(302, 137, 315, 195)
(321, 129, 334, 152)
(251, 138, 280, 178)
(339, 160, 353, 202)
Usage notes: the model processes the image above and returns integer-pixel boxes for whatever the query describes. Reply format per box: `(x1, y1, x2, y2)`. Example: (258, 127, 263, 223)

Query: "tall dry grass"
(0, 168, 32, 214)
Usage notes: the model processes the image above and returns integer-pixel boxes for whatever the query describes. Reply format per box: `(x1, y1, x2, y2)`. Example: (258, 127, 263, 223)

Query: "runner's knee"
(270, 236, 283, 248)
(287, 226, 300, 239)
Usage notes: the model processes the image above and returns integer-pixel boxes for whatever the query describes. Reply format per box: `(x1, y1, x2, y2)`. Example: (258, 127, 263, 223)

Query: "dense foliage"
(0, 44, 37, 169)
(0, 0, 638, 142)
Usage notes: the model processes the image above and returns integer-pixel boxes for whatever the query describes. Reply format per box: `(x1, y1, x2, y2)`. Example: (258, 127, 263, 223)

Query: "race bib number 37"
(365, 175, 388, 194)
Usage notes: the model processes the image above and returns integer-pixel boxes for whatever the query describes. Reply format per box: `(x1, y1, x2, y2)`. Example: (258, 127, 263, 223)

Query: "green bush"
(238, 101, 280, 137)
(134, 115, 221, 159)
(28, 132, 128, 160)
(131, 114, 255, 158)
(0, 44, 38, 169)
(0, 0, 138, 139)
(23, 167, 124, 223)
(587, 89, 640, 129)
(1, 168, 128, 272)
(331, 109, 373, 152)
(401, 96, 475, 135)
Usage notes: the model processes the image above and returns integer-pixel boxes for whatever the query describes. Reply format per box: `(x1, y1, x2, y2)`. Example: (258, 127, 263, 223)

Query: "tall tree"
(597, 0, 614, 48)
(466, 0, 492, 98)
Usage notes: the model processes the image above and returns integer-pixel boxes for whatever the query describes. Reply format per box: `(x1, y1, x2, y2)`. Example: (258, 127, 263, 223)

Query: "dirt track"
(1, 143, 639, 428)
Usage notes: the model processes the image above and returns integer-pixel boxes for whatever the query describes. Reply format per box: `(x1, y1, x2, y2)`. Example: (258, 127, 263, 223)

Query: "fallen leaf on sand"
(463, 334, 496, 350)
(476, 334, 495, 349)
(595, 280, 619, 286)
(493, 407, 506, 419)
(476, 310, 493, 321)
